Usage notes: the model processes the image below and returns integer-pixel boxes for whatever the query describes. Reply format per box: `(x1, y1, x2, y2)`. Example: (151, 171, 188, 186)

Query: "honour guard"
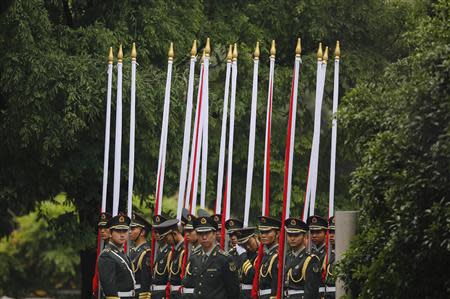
(225, 218, 245, 267)
(257, 216, 281, 299)
(187, 215, 240, 298)
(154, 219, 185, 299)
(324, 217, 335, 299)
(98, 213, 136, 299)
(212, 214, 223, 243)
(284, 217, 320, 299)
(235, 227, 260, 299)
(99, 212, 112, 243)
(307, 215, 328, 296)
(184, 214, 201, 255)
(129, 213, 152, 299)
(181, 214, 201, 299)
(151, 215, 170, 299)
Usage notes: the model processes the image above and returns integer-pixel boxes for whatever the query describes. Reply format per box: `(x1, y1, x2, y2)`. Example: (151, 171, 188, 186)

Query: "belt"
(286, 289, 304, 295)
(170, 285, 181, 292)
(183, 288, 194, 294)
(118, 290, 135, 296)
(259, 289, 271, 296)
(319, 287, 326, 293)
(135, 284, 141, 290)
(326, 286, 336, 292)
(241, 284, 253, 290)
(151, 284, 167, 291)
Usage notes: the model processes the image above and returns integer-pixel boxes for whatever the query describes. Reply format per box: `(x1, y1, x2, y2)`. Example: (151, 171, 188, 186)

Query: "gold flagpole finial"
(131, 42, 137, 60)
(168, 42, 174, 60)
(201, 49, 206, 63)
(270, 40, 276, 58)
(232, 43, 238, 61)
(191, 40, 197, 57)
(335, 40, 340, 59)
(205, 37, 211, 57)
(295, 38, 301, 56)
(317, 43, 323, 61)
(323, 46, 329, 63)
(227, 44, 233, 61)
(254, 41, 260, 60)
(118, 44, 123, 63)
(108, 47, 114, 64)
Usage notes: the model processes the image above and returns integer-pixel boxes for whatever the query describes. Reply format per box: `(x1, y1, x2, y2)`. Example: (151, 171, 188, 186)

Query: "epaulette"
(218, 249, 229, 257)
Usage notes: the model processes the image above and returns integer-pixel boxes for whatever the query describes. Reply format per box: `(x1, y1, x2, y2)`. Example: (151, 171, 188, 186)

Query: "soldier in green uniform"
(151, 214, 170, 299)
(225, 218, 245, 269)
(154, 219, 185, 299)
(283, 217, 320, 299)
(129, 213, 152, 299)
(184, 214, 201, 255)
(99, 212, 112, 243)
(188, 215, 240, 299)
(306, 215, 328, 296)
(212, 214, 223, 243)
(98, 213, 136, 299)
(180, 214, 200, 299)
(235, 227, 260, 299)
(324, 217, 335, 299)
(257, 216, 281, 299)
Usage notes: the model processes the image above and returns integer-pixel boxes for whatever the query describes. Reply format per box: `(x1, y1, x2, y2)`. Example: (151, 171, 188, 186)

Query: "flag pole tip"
(323, 46, 329, 62)
(108, 47, 114, 63)
(335, 40, 340, 59)
(168, 42, 174, 60)
(118, 44, 123, 62)
(201, 49, 206, 63)
(131, 42, 137, 60)
(232, 43, 238, 60)
(295, 38, 301, 56)
(205, 37, 211, 57)
(317, 42, 323, 61)
(191, 40, 197, 57)
(270, 40, 276, 58)
(227, 44, 233, 61)
(254, 41, 260, 59)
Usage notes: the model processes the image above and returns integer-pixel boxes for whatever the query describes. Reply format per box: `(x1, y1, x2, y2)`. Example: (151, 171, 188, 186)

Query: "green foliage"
(0, 195, 81, 297)
(338, 1, 450, 297)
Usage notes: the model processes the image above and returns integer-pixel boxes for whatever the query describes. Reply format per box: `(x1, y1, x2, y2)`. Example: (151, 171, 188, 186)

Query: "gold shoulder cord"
(136, 249, 151, 273)
(260, 253, 278, 278)
(170, 249, 185, 275)
(186, 262, 192, 276)
(155, 250, 172, 276)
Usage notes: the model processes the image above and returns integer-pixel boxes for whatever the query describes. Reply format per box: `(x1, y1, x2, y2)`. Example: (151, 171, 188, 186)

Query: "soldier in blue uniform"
(151, 214, 170, 299)
(129, 213, 152, 299)
(257, 216, 281, 299)
(98, 213, 136, 299)
(324, 217, 335, 299)
(187, 215, 240, 299)
(283, 217, 320, 299)
(306, 215, 328, 296)
(234, 227, 260, 299)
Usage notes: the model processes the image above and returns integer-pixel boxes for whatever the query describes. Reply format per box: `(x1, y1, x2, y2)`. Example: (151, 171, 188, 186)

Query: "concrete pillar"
(335, 211, 358, 298)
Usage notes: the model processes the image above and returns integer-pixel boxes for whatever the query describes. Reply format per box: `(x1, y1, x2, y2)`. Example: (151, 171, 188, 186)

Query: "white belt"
(259, 289, 271, 296)
(170, 285, 181, 292)
(241, 284, 253, 290)
(135, 284, 141, 290)
(319, 287, 326, 293)
(151, 284, 167, 291)
(326, 286, 336, 292)
(118, 290, 135, 297)
(183, 288, 194, 294)
(287, 289, 304, 295)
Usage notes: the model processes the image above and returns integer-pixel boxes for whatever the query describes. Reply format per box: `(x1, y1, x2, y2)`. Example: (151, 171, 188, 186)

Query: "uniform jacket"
(129, 242, 151, 299)
(258, 243, 279, 299)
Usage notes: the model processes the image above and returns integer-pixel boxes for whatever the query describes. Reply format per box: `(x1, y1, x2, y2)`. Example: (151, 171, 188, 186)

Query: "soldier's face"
(329, 231, 335, 246)
(261, 229, 278, 246)
(287, 233, 305, 249)
(99, 227, 110, 241)
(230, 234, 238, 247)
(198, 231, 215, 251)
(215, 230, 221, 242)
(244, 236, 259, 252)
(185, 229, 198, 244)
(311, 229, 326, 246)
(111, 229, 128, 246)
(129, 227, 142, 241)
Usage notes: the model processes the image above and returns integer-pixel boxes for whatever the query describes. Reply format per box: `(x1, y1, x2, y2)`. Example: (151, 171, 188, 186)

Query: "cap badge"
(119, 216, 125, 223)
(290, 219, 296, 226)
(312, 217, 317, 223)
(200, 218, 207, 224)
(229, 220, 234, 226)
(101, 214, 106, 220)
(261, 217, 266, 223)
(155, 216, 160, 223)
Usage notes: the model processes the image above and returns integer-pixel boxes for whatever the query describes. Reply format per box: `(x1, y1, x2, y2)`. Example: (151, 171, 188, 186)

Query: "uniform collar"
(175, 240, 184, 250)
(108, 241, 124, 253)
(292, 246, 306, 257)
(264, 243, 278, 254)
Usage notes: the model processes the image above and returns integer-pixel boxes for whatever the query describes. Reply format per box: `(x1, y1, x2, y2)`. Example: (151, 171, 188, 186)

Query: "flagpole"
(302, 43, 323, 222)
(309, 46, 329, 216)
(215, 45, 232, 215)
(243, 42, 260, 227)
(262, 40, 276, 217)
(200, 38, 211, 210)
(127, 43, 137, 219)
(177, 40, 197, 220)
(276, 38, 302, 299)
(112, 44, 123, 216)
(93, 47, 114, 299)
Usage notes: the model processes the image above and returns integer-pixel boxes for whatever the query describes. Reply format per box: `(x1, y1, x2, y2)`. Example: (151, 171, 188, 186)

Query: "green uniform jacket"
(284, 248, 320, 299)
(129, 242, 151, 299)
(258, 244, 279, 299)
(152, 243, 171, 299)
